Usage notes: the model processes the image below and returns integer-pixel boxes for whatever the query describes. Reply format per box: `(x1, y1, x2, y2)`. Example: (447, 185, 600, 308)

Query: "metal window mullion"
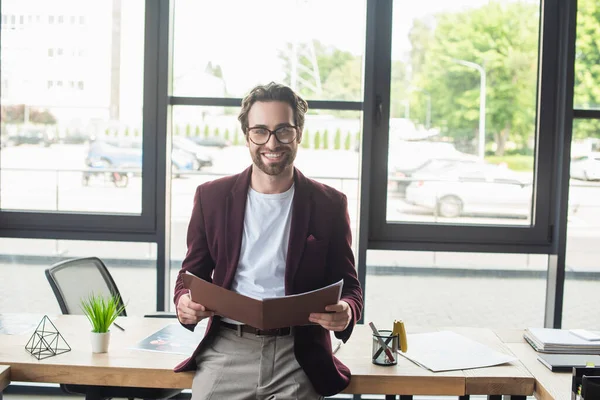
(169, 96, 363, 111)
(544, 0, 578, 328)
(147, 0, 173, 312)
(573, 109, 600, 119)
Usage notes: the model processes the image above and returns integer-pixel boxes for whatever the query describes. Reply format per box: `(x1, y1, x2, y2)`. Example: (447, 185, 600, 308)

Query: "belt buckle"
(255, 328, 266, 337)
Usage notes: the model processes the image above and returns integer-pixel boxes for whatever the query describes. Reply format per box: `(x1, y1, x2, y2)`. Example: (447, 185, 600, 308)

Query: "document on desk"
(131, 321, 207, 355)
(182, 273, 343, 330)
(399, 331, 517, 372)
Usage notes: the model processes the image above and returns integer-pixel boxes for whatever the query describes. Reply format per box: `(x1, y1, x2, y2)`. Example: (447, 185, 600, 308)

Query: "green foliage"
(302, 129, 311, 149)
(185, 124, 191, 136)
(333, 129, 342, 150)
(408, 1, 539, 155)
(80, 293, 126, 333)
(203, 125, 210, 138)
(573, 0, 600, 137)
(134, 129, 140, 137)
(233, 129, 241, 146)
(174, 125, 180, 136)
(224, 128, 230, 141)
(195, 126, 201, 137)
(124, 127, 130, 137)
(213, 127, 220, 137)
(485, 155, 534, 171)
(344, 131, 351, 150)
(314, 131, 322, 149)
(323, 129, 330, 149)
(104, 128, 110, 137)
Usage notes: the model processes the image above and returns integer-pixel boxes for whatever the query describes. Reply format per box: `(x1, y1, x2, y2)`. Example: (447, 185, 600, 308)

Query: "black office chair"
(45, 257, 182, 400)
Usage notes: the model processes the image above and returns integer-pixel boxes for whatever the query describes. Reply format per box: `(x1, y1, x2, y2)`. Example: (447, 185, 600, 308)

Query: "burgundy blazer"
(172, 166, 363, 396)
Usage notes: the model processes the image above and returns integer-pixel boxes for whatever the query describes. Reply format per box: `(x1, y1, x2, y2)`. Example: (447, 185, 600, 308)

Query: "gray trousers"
(192, 326, 323, 400)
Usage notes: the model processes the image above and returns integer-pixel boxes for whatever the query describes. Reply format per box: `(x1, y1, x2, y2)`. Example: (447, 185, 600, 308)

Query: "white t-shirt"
(222, 184, 294, 324)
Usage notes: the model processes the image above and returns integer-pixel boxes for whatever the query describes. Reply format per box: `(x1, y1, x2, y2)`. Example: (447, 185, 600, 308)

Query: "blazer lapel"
(285, 168, 311, 295)
(223, 167, 252, 289)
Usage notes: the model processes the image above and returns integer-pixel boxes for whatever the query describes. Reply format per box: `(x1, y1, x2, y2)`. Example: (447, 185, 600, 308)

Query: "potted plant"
(80, 293, 125, 353)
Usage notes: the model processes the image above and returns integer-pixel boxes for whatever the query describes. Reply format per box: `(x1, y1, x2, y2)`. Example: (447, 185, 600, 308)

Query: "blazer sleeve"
(173, 185, 216, 331)
(328, 193, 363, 343)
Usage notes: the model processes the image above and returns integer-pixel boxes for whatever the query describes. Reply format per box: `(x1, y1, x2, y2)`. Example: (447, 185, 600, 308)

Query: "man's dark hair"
(237, 82, 309, 134)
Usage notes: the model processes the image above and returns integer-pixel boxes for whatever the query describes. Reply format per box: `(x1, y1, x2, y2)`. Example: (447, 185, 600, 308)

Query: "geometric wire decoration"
(25, 315, 71, 360)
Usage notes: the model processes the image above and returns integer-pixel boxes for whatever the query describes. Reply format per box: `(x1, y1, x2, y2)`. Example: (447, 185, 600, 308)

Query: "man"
(173, 82, 363, 399)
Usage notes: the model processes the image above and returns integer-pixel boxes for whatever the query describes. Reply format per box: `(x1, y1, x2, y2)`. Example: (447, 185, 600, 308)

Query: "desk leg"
(459, 396, 470, 400)
(385, 396, 396, 400)
(486, 396, 527, 400)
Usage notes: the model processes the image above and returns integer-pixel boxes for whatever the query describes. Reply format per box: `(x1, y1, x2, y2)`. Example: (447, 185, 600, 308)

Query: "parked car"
(83, 139, 199, 186)
(405, 163, 532, 218)
(570, 153, 600, 181)
(188, 136, 230, 148)
(388, 140, 479, 193)
(6, 128, 56, 147)
(172, 136, 214, 169)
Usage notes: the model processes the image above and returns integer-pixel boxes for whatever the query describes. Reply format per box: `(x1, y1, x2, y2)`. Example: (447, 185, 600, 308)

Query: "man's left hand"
(309, 300, 352, 332)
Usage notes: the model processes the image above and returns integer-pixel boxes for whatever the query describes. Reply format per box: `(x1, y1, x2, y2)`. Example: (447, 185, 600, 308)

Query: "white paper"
(399, 331, 517, 372)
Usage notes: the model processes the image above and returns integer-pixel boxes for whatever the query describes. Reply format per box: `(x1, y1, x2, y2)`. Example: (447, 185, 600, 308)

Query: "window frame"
(0, 0, 160, 239)
(365, 0, 564, 254)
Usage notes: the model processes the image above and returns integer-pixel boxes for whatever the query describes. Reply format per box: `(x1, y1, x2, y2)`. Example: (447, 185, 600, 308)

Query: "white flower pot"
(90, 331, 111, 353)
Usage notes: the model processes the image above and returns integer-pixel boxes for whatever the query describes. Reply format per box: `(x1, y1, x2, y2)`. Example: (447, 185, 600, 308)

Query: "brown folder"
(182, 273, 343, 330)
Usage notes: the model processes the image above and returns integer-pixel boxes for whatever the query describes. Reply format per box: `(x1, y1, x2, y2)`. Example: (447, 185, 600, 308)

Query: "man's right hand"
(177, 292, 214, 324)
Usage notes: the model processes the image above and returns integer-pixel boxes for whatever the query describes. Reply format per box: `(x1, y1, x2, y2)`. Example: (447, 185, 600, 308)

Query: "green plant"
(334, 129, 342, 150)
(344, 132, 351, 150)
(314, 131, 321, 149)
(302, 129, 310, 149)
(80, 293, 126, 333)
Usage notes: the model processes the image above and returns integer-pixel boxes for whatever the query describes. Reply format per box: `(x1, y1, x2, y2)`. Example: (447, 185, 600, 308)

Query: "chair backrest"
(45, 257, 127, 316)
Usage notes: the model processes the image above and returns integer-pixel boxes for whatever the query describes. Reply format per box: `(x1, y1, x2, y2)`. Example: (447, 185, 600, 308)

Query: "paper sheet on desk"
(130, 321, 207, 355)
(183, 273, 343, 330)
(399, 331, 517, 372)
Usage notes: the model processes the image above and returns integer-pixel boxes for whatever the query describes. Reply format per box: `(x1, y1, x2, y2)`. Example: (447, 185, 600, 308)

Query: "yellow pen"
(393, 320, 408, 353)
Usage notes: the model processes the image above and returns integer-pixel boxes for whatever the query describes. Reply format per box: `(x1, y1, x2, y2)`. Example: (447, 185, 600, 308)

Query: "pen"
(369, 322, 395, 363)
(113, 322, 125, 331)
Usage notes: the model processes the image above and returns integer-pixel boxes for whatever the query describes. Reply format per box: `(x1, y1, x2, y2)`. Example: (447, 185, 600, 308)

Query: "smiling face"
(246, 101, 301, 176)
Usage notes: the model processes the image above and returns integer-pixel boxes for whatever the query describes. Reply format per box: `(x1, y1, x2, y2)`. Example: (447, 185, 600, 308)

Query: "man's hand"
(177, 292, 214, 324)
(309, 300, 352, 332)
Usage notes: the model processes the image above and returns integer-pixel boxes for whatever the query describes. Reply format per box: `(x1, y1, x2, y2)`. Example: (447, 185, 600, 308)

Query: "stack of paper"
(524, 328, 600, 354)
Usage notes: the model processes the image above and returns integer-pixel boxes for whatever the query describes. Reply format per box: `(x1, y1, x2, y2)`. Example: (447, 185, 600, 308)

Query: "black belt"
(220, 321, 293, 337)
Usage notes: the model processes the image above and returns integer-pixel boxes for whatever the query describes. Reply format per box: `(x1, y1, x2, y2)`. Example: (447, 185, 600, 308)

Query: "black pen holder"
(372, 329, 398, 366)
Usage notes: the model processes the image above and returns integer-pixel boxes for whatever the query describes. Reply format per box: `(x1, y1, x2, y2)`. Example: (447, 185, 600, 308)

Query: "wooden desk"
(0, 315, 535, 398)
(0, 365, 10, 400)
(497, 329, 572, 400)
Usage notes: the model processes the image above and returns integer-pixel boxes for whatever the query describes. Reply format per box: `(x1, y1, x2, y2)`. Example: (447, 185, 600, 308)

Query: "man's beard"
(251, 146, 297, 176)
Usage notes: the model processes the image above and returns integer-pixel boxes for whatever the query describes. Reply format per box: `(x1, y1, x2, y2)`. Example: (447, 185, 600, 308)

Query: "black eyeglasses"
(246, 125, 298, 145)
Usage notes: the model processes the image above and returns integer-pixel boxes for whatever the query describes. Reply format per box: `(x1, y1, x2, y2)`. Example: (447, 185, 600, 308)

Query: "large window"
(172, 0, 366, 101)
(365, 0, 557, 253)
(387, 1, 540, 226)
(563, 0, 600, 329)
(0, 0, 145, 214)
(366, 250, 548, 329)
(0, 238, 157, 316)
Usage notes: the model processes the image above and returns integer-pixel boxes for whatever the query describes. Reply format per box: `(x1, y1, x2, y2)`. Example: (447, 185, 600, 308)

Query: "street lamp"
(451, 58, 486, 159)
